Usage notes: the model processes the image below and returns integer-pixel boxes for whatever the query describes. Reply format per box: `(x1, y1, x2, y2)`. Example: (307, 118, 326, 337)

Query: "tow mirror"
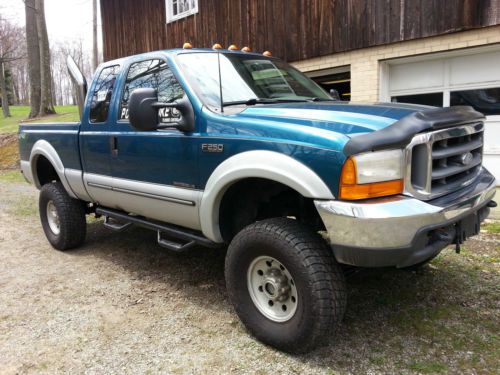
(128, 88, 194, 132)
(66, 56, 87, 119)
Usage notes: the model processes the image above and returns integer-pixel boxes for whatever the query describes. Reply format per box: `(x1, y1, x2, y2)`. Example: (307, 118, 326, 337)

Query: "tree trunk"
(0, 61, 11, 117)
(51, 70, 56, 105)
(10, 68, 20, 105)
(35, 0, 55, 115)
(25, 0, 41, 118)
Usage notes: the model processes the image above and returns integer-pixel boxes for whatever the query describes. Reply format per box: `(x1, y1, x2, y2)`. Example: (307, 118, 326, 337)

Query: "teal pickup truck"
(19, 48, 497, 353)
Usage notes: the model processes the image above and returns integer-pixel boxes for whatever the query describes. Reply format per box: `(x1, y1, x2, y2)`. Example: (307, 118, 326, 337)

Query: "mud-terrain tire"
(225, 218, 346, 353)
(39, 182, 87, 250)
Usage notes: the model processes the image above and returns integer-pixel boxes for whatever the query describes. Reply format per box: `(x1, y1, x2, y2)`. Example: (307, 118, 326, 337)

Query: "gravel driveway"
(0, 174, 499, 374)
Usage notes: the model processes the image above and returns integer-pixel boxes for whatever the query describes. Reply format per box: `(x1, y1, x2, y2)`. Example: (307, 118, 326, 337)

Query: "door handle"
(110, 136, 118, 157)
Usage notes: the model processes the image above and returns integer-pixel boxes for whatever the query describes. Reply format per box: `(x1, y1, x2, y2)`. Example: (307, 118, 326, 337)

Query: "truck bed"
(18, 123, 82, 171)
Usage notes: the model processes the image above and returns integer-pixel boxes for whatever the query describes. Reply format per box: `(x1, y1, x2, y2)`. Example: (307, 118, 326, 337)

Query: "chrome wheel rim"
(46, 200, 61, 235)
(247, 256, 298, 322)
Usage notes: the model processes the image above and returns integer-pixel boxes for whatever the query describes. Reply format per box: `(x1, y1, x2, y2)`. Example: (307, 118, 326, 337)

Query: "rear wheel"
(39, 182, 87, 250)
(225, 218, 346, 353)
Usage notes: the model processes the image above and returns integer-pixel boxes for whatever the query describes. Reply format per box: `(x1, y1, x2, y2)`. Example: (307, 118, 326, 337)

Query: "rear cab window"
(119, 59, 185, 123)
(89, 65, 120, 123)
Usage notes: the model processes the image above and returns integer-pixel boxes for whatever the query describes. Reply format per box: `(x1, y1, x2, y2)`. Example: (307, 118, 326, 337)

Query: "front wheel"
(225, 218, 347, 353)
(39, 182, 87, 250)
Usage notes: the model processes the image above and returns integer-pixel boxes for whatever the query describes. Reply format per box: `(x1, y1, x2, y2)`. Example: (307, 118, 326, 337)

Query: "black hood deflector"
(343, 106, 485, 156)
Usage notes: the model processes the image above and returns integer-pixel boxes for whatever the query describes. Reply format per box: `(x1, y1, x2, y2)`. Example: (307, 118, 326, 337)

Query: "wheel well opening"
(219, 178, 325, 242)
(35, 156, 60, 186)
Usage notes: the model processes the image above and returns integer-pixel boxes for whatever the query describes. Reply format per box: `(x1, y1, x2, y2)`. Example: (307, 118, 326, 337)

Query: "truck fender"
(28, 140, 78, 198)
(199, 150, 335, 242)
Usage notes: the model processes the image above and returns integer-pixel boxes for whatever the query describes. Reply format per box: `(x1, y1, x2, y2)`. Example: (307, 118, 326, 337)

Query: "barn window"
(166, 0, 198, 23)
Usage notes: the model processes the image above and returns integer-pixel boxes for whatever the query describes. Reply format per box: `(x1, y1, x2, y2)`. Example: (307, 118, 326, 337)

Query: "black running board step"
(96, 207, 220, 249)
(157, 232, 196, 252)
(103, 216, 133, 232)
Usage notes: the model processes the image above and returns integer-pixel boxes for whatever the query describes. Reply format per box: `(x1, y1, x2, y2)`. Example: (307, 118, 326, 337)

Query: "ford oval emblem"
(460, 152, 474, 166)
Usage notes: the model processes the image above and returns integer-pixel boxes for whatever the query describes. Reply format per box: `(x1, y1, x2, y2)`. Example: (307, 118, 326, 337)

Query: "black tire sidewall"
(226, 221, 338, 351)
(39, 185, 63, 247)
(39, 182, 86, 250)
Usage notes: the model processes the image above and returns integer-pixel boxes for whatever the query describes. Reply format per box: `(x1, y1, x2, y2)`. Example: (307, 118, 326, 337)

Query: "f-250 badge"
(201, 143, 224, 153)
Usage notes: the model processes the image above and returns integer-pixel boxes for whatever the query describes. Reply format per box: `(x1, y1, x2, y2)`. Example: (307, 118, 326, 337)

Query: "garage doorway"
(381, 47, 500, 184)
(306, 66, 351, 101)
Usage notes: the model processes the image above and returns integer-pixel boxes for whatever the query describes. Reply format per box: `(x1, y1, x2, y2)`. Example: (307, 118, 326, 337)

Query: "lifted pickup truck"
(19, 48, 496, 353)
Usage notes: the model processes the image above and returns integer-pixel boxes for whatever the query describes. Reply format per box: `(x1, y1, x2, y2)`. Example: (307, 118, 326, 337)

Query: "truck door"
(80, 64, 121, 204)
(108, 58, 201, 231)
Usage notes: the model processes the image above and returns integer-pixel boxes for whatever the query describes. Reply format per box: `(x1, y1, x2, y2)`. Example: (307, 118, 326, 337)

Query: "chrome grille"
(404, 122, 484, 200)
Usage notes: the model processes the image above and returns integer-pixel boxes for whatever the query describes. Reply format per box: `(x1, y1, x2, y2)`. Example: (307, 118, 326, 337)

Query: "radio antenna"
(217, 52, 224, 113)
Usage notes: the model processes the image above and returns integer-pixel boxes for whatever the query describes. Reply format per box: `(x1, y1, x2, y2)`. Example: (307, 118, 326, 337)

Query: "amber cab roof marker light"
(212, 43, 223, 49)
(241, 46, 251, 52)
(339, 156, 403, 200)
(263, 50, 272, 56)
(183, 42, 193, 49)
(228, 44, 238, 50)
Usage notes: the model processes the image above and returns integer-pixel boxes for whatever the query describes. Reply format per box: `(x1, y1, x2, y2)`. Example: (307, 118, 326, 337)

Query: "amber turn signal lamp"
(228, 44, 238, 50)
(183, 42, 193, 49)
(263, 50, 272, 57)
(212, 43, 223, 49)
(339, 157, 403, 200)
(340, 157, 357, 185)
(241, 46, 251, 52)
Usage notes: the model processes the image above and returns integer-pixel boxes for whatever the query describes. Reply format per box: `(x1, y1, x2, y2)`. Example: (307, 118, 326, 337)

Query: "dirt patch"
(0, 178, 499, 374)
(0, 134, 19, 170)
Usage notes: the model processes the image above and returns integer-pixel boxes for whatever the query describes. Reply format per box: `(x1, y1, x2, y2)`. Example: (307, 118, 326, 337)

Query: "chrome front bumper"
(315, 168, 496, 267)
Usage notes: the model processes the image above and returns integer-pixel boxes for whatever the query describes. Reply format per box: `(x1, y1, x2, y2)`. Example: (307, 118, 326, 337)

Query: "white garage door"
(384, 48, 500, 184)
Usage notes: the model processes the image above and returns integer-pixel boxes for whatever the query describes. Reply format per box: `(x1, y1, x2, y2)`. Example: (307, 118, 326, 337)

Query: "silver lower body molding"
(65, 168, 92, 201)
(20, 160, 34, 184)
(83, 173, 203, 231)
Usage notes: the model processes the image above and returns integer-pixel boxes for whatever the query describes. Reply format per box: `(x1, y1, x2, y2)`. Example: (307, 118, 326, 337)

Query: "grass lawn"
(0, 170, 25, 183)
(483, 220, 500, 234)
(0, 105, 80, 134)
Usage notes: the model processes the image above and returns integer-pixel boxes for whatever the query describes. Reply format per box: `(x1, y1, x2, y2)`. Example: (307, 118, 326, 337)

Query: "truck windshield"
(176, 52, 331, 110)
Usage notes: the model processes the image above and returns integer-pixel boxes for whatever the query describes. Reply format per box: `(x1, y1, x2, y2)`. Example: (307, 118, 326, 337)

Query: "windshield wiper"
(308, 97, 335, 102)
(223, 98, 279, 107)
(222, 98, 322, 107)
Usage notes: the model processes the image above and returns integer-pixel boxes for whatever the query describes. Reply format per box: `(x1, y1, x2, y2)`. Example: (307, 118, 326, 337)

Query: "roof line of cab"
(98, 48, 272, 69)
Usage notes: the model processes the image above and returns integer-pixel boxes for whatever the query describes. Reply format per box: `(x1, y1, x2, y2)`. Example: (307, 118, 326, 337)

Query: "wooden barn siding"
(101, 0, 500, 62)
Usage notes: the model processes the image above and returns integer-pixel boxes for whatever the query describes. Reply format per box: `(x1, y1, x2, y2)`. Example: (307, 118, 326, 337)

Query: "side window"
(89, 65, 120, 123)
(119, 59, 185, 123)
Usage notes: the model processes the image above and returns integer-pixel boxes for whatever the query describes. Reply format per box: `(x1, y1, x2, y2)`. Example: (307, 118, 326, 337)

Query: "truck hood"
(237, 102, 428, 137)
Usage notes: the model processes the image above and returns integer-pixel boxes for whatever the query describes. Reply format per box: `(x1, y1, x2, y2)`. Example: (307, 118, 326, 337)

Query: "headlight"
(339, 149, 404, 200)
